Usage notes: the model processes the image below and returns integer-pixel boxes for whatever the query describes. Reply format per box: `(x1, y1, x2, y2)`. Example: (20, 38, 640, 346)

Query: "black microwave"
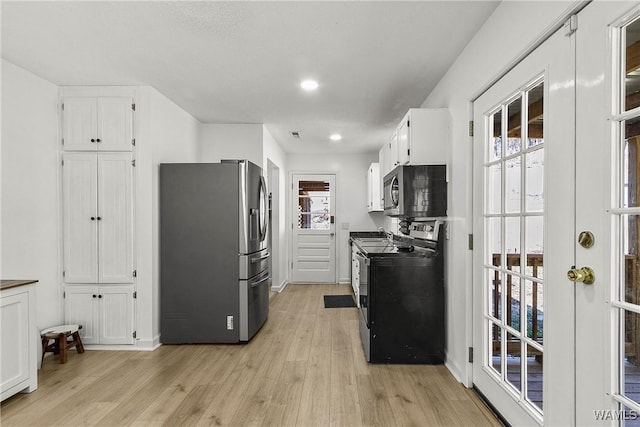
(383, 164, 447, 218)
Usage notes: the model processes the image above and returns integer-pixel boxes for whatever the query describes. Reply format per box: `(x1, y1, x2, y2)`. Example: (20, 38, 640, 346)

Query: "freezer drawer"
(239, 248, 270, 280)
(239, 269, 270, 342)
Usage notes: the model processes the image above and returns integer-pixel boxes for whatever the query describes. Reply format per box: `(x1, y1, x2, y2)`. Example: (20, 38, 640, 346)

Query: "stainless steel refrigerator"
(160, 160, 270, 343)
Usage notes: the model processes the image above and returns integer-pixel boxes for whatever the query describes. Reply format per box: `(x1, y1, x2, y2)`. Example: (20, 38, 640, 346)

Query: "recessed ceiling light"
(330, 134, 342, 142)
(300, 79, 319, 91)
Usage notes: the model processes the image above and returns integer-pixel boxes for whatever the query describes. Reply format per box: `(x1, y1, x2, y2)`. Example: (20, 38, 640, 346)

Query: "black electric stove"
(351, 223, 445, 364)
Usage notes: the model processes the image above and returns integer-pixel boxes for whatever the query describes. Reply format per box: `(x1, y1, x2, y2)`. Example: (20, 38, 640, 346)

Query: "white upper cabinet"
(367, 163, 382, 212)
(395, 108, 449, 166)
(397, 117, 410, 165)
(62, 97, 134, 151)
(387, 131, 399, 172)
(62, 152, 134, 284)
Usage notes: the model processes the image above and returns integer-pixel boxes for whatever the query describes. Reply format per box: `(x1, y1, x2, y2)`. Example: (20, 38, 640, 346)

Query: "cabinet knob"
(97, 217, 102, 221)
(91, 217, 95, 221)
(96, 138, 101, 143)
(91, 139, 95, 143)
(92, 294, 97, 298)
(98, 295, 103, 299)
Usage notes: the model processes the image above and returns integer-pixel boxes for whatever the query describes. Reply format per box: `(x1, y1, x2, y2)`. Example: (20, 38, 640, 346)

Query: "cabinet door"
(97, 98, 133, 152)
(64, 286, 99, 345)
(0, 291, 30, 394)
(367, 163, 382, 212)
(99, 286, 134, 345)
(62, 98, 97, 151)
(388, 133, 399, 169)
(367, 165, 373, 210)
(98, 153, 133, 283)
(397, 117, 410, 165)
(63, 154, 98, 283)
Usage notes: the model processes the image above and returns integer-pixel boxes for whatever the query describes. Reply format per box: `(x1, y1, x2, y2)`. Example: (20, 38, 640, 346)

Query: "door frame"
(289, 171, 338, 284)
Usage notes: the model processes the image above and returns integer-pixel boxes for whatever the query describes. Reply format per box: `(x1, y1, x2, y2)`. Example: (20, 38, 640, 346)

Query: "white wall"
(1, 60, 61, 329)
(419, 1, 576, 384)
(263, 126, 288, 290)
(137, 86, 200, 348)
(287, 153, 384, 283)
(199, 124, 263, 166)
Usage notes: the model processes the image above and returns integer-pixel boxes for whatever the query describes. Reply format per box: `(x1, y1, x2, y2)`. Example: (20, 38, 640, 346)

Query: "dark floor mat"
(323, 294, 356, 308)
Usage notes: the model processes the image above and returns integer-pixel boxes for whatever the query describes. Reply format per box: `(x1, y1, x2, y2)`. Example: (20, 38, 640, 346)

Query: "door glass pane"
(490, 322, 502, 375)
(488, 217, 502, 268)
(506, 274, 521, 330)
(624, 17, 640, 112)
(487, 164, 502, 214)
(297, 180, 331, 230)
(489, 270, 502, 321)
(622, 308, 640, 406)
(623, 215, 640, 304)
(527, 82, 544, 148)
(505, 217, 521, 263)
(505, 157, 522, 213)
(624, 116, 640, 208)
(525, 280, 544, 341)
(526, 216, 544, 279)
(526, 344, 543, 412)
(506, 96, 523, 155)
(526, 149, 544, 212)
(490, 110, 503, 161)
(506, 332, 522, 391)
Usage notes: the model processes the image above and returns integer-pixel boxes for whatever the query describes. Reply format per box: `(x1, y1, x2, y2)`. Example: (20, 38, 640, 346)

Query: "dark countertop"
(351, 235, 436, 258)
(1, 280, 38, 291)
(349, 231, 387, 239)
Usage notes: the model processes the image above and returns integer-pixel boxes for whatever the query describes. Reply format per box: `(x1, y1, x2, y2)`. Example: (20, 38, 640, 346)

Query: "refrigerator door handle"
(258, 176, 268, 242)
(251, 252, 271, 263)
(250, 274, 271, 288)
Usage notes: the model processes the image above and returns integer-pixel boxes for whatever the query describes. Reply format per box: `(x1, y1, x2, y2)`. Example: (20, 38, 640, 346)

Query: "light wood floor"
(1, 284, 501, 426)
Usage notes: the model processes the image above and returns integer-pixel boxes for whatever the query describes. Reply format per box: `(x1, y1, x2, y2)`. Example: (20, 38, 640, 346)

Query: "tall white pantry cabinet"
(60, 88, 136, 346)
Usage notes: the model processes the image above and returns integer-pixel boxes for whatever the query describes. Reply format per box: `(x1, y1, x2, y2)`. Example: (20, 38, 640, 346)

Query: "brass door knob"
(567, 266, 595, 285)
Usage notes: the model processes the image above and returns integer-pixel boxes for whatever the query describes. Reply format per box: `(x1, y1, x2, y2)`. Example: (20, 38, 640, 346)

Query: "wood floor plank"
(0, 284, 502, 427)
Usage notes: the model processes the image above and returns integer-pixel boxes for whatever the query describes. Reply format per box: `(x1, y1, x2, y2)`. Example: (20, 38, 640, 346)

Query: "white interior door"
(472, 21, 575, 426)
(291, 174, 336, 283)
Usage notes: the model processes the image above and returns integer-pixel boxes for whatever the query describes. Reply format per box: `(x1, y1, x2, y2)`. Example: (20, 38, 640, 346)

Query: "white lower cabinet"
(0, 284, 37, 401)
(64, 285, 135, 345)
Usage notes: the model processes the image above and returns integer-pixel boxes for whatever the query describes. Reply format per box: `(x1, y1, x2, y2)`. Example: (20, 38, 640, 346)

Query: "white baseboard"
(445, 353, 465, 385)
(136, 335, 161, 351)
(271, 280, 288, 292)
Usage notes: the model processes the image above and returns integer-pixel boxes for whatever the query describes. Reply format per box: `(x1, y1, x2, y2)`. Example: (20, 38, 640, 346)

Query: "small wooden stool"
(40, 324, 85, 365)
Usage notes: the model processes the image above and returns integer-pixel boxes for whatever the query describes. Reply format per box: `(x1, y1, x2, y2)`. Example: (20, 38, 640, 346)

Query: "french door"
(576, 2, 640, 425)
(473, 2, 640, 425)
(291, 174, 336, 283)
(473, 20, 575, 425)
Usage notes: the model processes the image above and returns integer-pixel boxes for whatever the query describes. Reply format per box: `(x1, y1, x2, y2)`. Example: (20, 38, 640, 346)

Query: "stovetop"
(350, 234, 437, 257)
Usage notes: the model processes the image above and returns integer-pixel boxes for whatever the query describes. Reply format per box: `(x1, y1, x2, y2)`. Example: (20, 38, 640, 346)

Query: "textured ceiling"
(1, 1, 499, 154)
